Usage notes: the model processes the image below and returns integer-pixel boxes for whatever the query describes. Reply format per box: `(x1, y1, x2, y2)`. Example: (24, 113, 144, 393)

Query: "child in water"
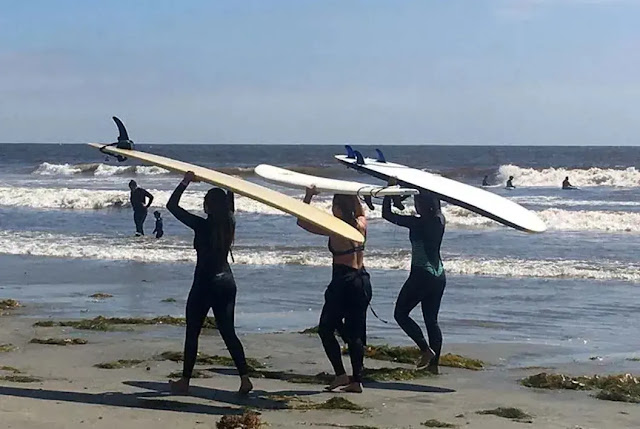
(153, 210, 164, 239)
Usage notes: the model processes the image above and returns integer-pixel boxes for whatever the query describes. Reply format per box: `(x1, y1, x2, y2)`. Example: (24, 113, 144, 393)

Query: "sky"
(1, 0, 639, 145)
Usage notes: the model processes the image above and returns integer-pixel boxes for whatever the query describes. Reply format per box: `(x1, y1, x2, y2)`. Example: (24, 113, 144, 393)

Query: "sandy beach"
(1, 311, 637, 429)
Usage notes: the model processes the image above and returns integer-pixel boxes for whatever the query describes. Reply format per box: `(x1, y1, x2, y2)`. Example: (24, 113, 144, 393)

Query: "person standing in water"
(482, 175, 490, 187)
(506, 176, 516, 189)
(167, 171, 252, 395)
(153, 210, 164, 239)
(298, 187, 371, 393)
(129, 180, 154, 236)
(382, 191, 446, 374)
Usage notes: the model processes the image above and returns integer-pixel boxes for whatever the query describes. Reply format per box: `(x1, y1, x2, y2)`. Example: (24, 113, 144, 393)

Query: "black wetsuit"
(167, 183, 248, 378)
(382, 196, 446, 367)
(153, 217, 164, 239)
(130, 187, 153, 235)
(319, 239, 371, 383)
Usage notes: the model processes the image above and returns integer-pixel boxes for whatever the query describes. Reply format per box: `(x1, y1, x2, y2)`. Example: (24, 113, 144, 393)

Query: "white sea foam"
(0, 230, 637, 282)
(33, 162, 169, 176)
(2, 186, 640, 232)
(497, 165, 640, 187)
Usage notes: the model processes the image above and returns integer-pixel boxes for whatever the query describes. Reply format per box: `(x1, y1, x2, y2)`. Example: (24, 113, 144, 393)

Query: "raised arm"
(382, 196, 415, 228)
(296, 186, 329, 236)
(166, 172, 202, 230)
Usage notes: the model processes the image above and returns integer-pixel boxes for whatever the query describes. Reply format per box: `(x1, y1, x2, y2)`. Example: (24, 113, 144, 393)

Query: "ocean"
(1, 144, 639, 366)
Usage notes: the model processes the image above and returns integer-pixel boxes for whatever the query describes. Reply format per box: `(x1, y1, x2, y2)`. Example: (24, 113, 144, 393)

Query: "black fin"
(354, 150, 365, 165)
(345, 145, 356, 159)
(112, 116, 129, 141)
(375, 148, 387, 163)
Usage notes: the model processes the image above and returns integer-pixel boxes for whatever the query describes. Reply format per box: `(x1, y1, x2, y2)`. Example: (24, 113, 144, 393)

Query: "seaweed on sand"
(521, 372, 640, 403)
(156, 351, 265, 370)
(33, 315, 217, 331)
(477, 407, 532, 422)
(342, 344, 484, 370)
(94, 359, 145, 369)
(30, 338, 88, 346)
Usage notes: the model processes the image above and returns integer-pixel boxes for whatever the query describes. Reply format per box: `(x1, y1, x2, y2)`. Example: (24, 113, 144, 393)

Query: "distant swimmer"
(562, 176, 577, 190)
(153, 210, 164, 239)
(482, 175, 490, 187)
(382, 190, 446, 374)
(298, 186, 370, 393)
(506, 176, 516, 189)
(167, 171, 252, 396)
(129, 180, 154, 236)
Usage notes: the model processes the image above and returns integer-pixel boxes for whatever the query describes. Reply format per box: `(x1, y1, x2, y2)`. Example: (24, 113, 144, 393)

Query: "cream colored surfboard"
(88, 143, 364, 242)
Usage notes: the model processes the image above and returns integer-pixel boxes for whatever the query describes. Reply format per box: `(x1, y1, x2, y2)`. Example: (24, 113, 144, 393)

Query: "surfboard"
(334, 147, 546, 233)
(86, 119, 364, 242)
(254, 164, 418, 197)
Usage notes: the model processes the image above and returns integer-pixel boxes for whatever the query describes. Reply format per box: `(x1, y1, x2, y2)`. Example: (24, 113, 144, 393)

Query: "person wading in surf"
(167, 171, 252, 395)
(298, 186, 371, 393)
(382, 182, 446, 375)
(129, 180, 153, 236)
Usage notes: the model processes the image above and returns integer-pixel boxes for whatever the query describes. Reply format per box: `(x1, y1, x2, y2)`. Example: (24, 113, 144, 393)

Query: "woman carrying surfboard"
(298, 187, 371, 393)
(167, 171, 252, 395)
(382, 190, 446, 375)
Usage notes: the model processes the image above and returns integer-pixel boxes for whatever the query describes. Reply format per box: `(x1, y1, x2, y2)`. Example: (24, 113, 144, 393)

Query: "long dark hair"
(204, 188, 234, 257)
(332, 194, 364, 228)
(415, 192, 441, 218)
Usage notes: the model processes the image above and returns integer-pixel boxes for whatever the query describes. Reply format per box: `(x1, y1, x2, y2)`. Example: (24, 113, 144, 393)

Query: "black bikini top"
(328, 238, 365, 256)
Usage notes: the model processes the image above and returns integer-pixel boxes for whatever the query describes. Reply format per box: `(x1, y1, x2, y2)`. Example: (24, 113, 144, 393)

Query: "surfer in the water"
(298, 186, 371, 393)
(382, 190, 446, 374)
(506, 176, 516, 189)
(562, 176, 576, 190)
(482, 175, 490, 187)
(152, 210, 164, 239)
(167, 171, 252, 395)
(129, 180, 154, 236)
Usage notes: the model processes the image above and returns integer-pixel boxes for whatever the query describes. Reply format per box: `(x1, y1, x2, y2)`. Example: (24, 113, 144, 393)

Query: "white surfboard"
(335, 147, 546, 233)
(254, 164, 418, 197)
(85, 119, 364, 242)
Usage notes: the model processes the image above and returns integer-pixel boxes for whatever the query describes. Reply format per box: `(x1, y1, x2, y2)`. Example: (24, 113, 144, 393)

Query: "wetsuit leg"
(210, 271, 249, 376)
(343, 271, 372, 383)
(133, 209, 147, 235)
(394, 271, 429, 352)
(182, 286, 210, 379)
(420, 274, 446, 366)
(318, 283, 347, 377)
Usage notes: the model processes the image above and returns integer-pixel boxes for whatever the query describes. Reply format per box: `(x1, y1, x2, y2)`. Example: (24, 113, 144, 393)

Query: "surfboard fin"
(375, 149, 387, 163)
(345, 145, 356, 159)
(100, 116, 134, 162)
(354, 150, 365, 165)
(363, 195, 375, 211)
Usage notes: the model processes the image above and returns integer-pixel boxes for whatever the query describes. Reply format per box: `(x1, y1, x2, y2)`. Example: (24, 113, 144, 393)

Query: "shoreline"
(1, 314, 638, 428)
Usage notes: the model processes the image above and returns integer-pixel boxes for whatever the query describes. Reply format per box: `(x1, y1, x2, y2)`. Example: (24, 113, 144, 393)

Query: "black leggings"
(394, 269, 446, 366)
(318, 265, 371, 383)
(182, 268, 248, 378)
(133, 209, 147, 235)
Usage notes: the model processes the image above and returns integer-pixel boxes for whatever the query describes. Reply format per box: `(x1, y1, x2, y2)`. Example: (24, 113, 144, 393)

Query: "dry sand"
(0, 315, 638, 429)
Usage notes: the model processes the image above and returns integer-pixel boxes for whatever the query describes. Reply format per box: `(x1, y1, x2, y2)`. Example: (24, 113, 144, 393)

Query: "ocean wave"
(497, 164, 640, 187)
(2, 186, 640, 232)
(510, 196, 640, 208)
(0, 230, 637, 282)
(33, 162, 170, 176)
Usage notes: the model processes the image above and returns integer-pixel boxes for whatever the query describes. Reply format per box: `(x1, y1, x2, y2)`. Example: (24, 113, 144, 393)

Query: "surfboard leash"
(369, 303, 389, 324)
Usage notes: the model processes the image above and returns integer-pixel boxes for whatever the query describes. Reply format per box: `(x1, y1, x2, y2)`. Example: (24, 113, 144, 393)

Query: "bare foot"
(324, 374, 350, 391)
(239, 376, 253, 395)
(341, 382, 363, 393)
(416, 348, 436, 370)
(169, 377, 190, 395)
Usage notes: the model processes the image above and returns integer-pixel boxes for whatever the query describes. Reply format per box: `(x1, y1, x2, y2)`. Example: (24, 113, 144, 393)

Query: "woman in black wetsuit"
(298, 187, 371, 393)
(167, 171, 252, 395)
(382, 191, 446, 374)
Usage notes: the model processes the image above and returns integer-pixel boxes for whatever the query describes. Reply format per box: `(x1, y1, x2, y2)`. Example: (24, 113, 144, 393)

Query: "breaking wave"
(0, 229, 637, 282)
(2, 186, 640, 232)
(33, 162, 170, 176)
(497, 165, 640, 188)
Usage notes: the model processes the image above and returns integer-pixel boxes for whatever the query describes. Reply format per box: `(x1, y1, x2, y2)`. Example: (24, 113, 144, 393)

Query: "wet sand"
(0, 315, 638, 429)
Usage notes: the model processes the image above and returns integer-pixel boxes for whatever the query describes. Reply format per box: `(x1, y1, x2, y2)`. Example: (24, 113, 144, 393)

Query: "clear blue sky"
(1, 0, 639, 144)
